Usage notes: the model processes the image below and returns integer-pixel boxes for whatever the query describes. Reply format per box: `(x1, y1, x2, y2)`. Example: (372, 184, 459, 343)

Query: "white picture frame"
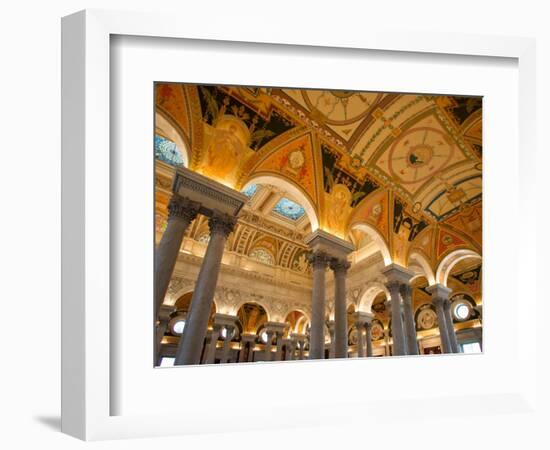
(61, 9, 538, 441)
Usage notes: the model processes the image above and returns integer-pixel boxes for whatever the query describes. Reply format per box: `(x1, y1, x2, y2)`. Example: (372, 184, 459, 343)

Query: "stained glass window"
(273, 197, 305, 221)
(249, 248, 275, 265)
(242, 184, 258, 198)
(155, 135, 184, 167)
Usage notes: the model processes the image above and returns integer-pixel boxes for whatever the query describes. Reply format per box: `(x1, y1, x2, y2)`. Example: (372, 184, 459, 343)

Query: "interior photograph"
(153, 83, 483, 366)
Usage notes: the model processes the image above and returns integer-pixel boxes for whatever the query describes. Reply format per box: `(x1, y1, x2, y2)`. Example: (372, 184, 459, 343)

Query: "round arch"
(357, 281, 390, 314)
(241, 174, 319, 231)
(155, 111, 190, 167)
(408, 251, 436, 286)
(284, 309, 311, 334)
(350, 222, 392, 265)
(232, 299, 272, 323)
(435, 249, 482, 286)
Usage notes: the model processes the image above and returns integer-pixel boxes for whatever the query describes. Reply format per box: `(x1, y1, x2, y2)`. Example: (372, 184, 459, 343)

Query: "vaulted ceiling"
(155, 83, 482, 271)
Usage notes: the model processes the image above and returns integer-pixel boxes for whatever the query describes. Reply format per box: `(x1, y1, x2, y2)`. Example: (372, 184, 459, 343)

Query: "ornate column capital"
(168, 195, 201, 222)
(330, 258, 351, 275)
(208, 211, 237, 238)
(385, 279, 401, 295)
(308, 250, 329, 269)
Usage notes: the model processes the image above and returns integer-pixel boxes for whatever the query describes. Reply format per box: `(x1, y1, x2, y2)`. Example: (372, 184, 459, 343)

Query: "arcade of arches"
(154, 83, 483, 366)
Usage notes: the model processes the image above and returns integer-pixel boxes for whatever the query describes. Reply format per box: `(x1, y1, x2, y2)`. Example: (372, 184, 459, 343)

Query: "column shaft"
(309, 252, 328, 359)
(263, 331, 275, 361)
(174, 213, 235, 365)
(444, 301, 460, 353)
(387, 281, 406, 356)
(155, 196, 200, 318)
(356, 323, 366, 358)
(433, 299, 451, 353)
(331, 259, 350, 359)
(205, 327, 221, 364)
(366, 323, 373, 357)
(220, 326, 234, 363)
(400, 284, 419, 355)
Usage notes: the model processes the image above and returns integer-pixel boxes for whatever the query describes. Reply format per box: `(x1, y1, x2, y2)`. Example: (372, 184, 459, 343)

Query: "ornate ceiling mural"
(154, 82, 482, 273)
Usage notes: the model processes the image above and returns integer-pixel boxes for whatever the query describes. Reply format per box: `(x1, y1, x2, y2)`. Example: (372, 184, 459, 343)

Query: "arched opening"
(357, 281, 390, 314)
(284, 310, 309, 336)
(236, 302, 269, 335)
(350, 223, 392, 265)
(408, 251, 436, 286)
(435, 249, 482, 286)
(241, 175, 319, 231)
(155, 111, 190, 167)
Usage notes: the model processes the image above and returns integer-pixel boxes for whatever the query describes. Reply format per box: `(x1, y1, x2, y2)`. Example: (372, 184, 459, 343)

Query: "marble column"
(240, 334, 256, 363)
(327, 320, 335, 359)
(201, 330, 212, 364)
(274, 331, 285, 361)
(353, 312, 370, 358)
(263, 330, 276, 362)
(331, 258, 351, 359)
(282, 338, 293, 360)
(443, 299, 460, 353)
(365, 319, 373, 357)
(205, 324, 222, 364)
(384, 328, 391, 356)
(356, 323, 366, 358)
(155, 195, 200, 318)
(427, 284, 452, 353)
(386, 281, 407, 356)
(220, 324, 235, 364)
(400, 284, 419, 355)
(174, 212, 236, 365)
(308, 251, 329, 360)
(155, 305, 175, 365)
(291, 333, 306, 360)
(382, 264, 414, 356)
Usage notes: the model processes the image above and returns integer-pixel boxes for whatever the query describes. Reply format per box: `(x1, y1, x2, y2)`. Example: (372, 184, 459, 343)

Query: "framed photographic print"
(62, 8, 538, 442)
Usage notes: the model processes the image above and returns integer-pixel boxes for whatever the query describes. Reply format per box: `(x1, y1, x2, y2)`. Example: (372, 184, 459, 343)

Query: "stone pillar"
(220, 324, 236, 364)
(384, 328, 391, 356)
(385, 281, 407, 356)
(174, 212, 236, 365)
(292, 333, 306, 360)
(353, 311, 370, 358)
(205, 324, 222, 364)
(356, 323, 366, 358)
(331, 258, 351, 359)
(381, 264, 414, 356)
(155, 196, 200, 318)
(263, 330, 276, 361)
(155, 305, 175, 365)
(291, 333, 305, 360)
(308, 251, 329, 360)
(282, 338, 293, 360)
(427, 284, 453, 353)
(365, 319, 374, 357)
(443, 299, 460, 353)
(400, 284, 419, 355)
(274, 331, 285, 361)
(240, 334, 256, 363)
(327, 319, 335, 358)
